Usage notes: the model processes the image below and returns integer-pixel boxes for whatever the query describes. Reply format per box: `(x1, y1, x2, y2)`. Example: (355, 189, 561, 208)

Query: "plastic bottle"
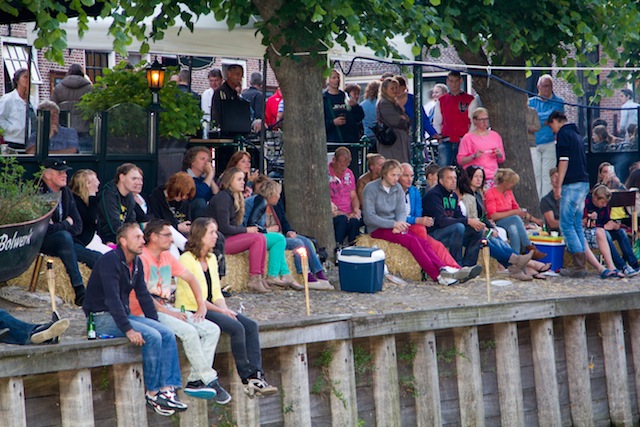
(87, 313, 97, 340)
(181, 305, 185, 314)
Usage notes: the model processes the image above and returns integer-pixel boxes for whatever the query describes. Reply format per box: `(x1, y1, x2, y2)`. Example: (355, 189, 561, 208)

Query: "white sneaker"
(308, 280, 334, 291)
(439, 266, 460, 278)
(437, 275, 458, 286)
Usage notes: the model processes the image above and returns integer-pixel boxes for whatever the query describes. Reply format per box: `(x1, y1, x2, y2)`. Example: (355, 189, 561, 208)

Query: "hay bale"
(355, 235, 503, 282)
(6, 256, 91, 305)
(220, 250, 304, 292)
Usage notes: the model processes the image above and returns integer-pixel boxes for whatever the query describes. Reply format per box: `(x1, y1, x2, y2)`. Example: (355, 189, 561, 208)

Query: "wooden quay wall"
(3, 291, 640, 426)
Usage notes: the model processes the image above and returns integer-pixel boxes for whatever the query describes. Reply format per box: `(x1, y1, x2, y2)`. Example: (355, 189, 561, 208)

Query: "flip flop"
(601, 269, 624, 279)
(537, 263, 552, 273)
(532, 273, 547, 280)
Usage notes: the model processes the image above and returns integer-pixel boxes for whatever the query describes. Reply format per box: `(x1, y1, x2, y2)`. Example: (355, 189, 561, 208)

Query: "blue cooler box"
(530, 236, 565, 272)
(338, 246, 386, 293)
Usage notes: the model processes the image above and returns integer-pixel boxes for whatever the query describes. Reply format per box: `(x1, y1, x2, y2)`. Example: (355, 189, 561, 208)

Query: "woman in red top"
(485, 168, 545, 258)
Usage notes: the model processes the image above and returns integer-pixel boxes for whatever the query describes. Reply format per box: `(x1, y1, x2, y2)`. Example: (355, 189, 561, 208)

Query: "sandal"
(600, 269, 624, 279)
(537, 263, 552, 273)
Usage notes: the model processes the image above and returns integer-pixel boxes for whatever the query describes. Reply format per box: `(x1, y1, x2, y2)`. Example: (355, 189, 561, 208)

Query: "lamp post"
(146, 59, 165, 186)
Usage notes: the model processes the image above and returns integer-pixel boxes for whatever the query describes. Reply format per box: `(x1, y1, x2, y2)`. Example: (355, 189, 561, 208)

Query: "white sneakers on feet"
(437, 274, 458, 286)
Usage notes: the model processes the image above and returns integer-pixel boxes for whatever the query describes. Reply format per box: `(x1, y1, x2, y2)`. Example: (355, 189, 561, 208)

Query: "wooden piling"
(112, 363, 147, 427)
(530, 319, 561, 427)
(600, 311, 633, 426)
(370, 335, 401, 427)
(562, 315, 594, 426)
(58, 369, 94, 427)
(454, 326, 485, 427)
(279, 344, 311, 426)
(327, 340, 358, 426)
(493, 322, 524, 426)
(0, 377, 26, 427)
(627, 310, 640, 414)
(410, 331, 442, 427)
(227, 356, 260, 427)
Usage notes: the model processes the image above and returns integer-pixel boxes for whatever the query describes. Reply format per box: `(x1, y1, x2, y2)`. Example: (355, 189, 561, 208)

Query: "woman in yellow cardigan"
(176, 217, 278, 399)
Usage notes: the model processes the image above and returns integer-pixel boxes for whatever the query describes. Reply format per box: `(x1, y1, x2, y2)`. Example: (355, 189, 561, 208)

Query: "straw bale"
(220, 250, 304, 292)
(5, 256, 91, 305)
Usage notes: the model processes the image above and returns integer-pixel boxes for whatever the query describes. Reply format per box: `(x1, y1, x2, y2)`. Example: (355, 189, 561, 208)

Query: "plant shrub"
(0, 157, 50, 225)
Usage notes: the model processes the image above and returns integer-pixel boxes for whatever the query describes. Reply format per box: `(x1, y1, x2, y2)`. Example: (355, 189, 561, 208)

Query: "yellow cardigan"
(176, 251, 224, 312)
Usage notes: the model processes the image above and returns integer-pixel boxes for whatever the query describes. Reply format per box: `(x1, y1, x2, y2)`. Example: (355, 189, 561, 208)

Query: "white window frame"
(1, 38, 43, 86)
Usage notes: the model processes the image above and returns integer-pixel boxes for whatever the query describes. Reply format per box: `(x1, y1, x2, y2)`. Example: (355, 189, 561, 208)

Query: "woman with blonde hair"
(485, 168, 545, 258)
(376, 77, 411, 162)
(205, 167, 269, 293)
(69, 169, 111, 254)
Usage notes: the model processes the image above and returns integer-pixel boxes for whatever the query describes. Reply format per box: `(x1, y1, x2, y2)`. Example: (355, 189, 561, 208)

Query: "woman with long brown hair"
(376, 77, 411, 162)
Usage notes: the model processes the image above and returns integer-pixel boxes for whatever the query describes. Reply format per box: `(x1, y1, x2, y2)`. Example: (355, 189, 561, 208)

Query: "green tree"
(12, 0, 447, 251)
(428, 0, 640, 212)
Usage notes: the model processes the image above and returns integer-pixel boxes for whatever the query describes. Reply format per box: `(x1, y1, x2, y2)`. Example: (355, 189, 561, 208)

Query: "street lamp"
(146, 59, 165, 105)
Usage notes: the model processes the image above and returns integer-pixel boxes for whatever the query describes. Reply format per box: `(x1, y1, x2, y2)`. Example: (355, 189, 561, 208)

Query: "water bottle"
(180, 305, 185, 314)
(87, 313, 97, 340)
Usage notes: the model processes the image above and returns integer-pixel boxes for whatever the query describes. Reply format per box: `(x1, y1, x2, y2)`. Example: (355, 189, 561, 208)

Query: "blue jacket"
(405, 185, 423, 224)
(528, 94, 564, 145)
(83, 246, 157, 333)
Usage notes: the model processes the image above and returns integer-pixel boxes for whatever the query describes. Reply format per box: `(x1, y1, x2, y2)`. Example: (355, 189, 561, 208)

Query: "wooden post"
(562, 315, 594, 426)
(627, 310, 640, 414)
(327, 340, 358, 426)
(0, 377, 26, 427)
(112, 363, 147, 427)
(453, 326, 485, 427)
(370, 335, 401, 427)
(529, 319, 561, 426)
(279, 344, 311, 427)
(58, 369, 94, 427)
(410, 331, 442, 427)
(493, 322, 524, 426)
(227, 355, 260, 427)
(600, 311, 633, 426)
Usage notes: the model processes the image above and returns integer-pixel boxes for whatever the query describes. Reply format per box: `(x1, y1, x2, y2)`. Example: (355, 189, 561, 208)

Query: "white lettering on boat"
(0, 229, 34, 252)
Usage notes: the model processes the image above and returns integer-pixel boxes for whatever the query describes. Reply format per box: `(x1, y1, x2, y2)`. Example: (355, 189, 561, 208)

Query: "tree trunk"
(253, 0, 336, 252)
(456, 49, 541, 215)
(266, 52, 336, 251)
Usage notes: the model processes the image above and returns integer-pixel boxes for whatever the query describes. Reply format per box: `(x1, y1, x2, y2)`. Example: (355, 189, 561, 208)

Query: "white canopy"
(27, 13, 415, 61)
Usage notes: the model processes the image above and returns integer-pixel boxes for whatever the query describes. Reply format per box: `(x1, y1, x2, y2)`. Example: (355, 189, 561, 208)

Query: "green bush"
(0, 157, 50, 225)
(78, 62, 202, 139)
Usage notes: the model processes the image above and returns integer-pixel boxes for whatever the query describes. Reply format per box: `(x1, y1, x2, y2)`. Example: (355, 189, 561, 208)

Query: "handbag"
(371, 123, 397, 146)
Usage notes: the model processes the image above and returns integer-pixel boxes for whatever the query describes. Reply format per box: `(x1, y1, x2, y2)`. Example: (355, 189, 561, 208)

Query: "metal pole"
(412, 49, 427, 188)
(259, 58, 267, 174)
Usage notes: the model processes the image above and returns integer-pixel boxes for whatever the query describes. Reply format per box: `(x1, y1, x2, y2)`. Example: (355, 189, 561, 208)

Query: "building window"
(85, 51, 109, 83)
(1, 43, 42, 92)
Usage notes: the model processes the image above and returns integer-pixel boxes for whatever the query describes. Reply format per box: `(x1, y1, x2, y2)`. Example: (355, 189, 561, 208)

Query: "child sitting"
(584, 185, 640, 278)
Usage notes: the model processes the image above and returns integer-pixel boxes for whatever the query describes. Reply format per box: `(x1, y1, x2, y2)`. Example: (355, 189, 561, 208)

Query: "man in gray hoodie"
(50, 64, 93, 151)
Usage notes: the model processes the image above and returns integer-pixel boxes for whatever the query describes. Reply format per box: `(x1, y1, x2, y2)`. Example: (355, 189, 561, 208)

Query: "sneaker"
(243, 372, 278, 398)
(145, 393, 175, 416)
(184, 380, 217, 400)
(439, 266, 460, 278)
(623, 265, 639, 277)
(457, 265, 483, 283)
(209, 379, 232, 405)
(437, 274, 458, 286)
(155, 390, 188, 412)
(308, 280, 334, 291)
(30, 319, 70, 344)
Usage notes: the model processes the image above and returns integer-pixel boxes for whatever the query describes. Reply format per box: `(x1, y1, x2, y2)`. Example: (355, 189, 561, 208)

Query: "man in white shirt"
(619, 89, 639, 139)
(200, 68, 223, 130)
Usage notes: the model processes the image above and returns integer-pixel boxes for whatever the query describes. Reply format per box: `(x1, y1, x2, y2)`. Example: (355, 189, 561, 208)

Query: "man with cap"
(40, 158, 102, 305)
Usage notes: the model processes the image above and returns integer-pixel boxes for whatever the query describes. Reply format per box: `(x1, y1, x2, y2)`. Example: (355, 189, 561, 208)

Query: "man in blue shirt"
(528, 74, 564, 199)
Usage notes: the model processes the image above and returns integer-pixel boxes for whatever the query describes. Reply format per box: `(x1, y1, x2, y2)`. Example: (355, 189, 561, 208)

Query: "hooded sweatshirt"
(50, 75, 93, 133)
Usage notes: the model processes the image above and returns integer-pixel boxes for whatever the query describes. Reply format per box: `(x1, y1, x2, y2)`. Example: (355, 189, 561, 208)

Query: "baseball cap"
(42, 158, 72, 171)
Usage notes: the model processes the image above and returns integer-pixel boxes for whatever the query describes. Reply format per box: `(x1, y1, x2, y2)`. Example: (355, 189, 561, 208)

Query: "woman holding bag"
(376, 77, 411, 163)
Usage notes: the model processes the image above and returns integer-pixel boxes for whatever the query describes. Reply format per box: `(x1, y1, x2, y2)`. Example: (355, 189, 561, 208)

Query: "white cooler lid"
(338, 246, 385, 263)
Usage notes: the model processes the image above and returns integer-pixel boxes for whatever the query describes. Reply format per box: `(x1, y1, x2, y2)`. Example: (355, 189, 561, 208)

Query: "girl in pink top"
(457, 107, 505, 188)
(329, 147, 361, 250)
(485, 168, 545, 258)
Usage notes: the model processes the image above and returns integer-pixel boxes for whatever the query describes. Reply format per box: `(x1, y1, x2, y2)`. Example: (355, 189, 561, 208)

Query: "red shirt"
(265, 89, 282, 128)
(439, 92, 474, 143)
(484, 187, 519, 217)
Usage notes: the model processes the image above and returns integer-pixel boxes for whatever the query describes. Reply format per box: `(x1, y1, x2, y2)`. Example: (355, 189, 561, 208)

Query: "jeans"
(437, 141, 459, 167)
(94, 313, 182, 391)
(559, 181, 589, 253)
(205, 312, 262, 381)
(40, 230, 102, 287)
(190, 198, 208, 219)
(429, 223, 482, 266)
(265, 232, 289, 276)
(0, 309, 38, 345)
(371, 229, 445, 280)
(333, 215, 360, 247)
(225, 233, 266, 275)
(495, 215, 531, 253)
(157, 310, 221, 385)
(488, 236, 517, 267)
(606, 228, 639, 269)
(532, 143, 556, 199)
(286, 235, 324, 274)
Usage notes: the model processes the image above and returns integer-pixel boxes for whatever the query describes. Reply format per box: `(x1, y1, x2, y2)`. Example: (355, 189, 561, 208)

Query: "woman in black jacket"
(69, 169, 111, 253)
